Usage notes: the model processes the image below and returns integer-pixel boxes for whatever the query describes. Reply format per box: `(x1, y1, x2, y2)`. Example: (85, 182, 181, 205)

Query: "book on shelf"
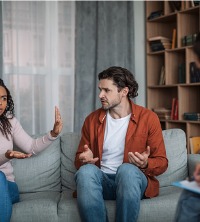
(148, 36, 171, 42)
(178, 63, 186, 83)
(171, 98, 178, 120)
(169, 1, 181, 12)
(184, 112, 200, 121)
(158, 66, 165, 85)
(182, 33, 198, 47)
(147, 10, 163, 20)
(174, 99, 178, 120)
(189, 136, 200, 154)
(190, 62, 200, 83)
(171, 28, 177, 49)
(153, 107, 171, 120)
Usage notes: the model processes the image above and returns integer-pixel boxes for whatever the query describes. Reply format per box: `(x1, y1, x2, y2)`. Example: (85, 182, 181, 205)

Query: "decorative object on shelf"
(178, 63, 186, 83)
(159, 65, 165, 85)
(189, 136, 200, 154)
(153, 107, 171, 120)
(147, 10, 164, 20)
(184, 112, 200, 121)
(148, 36, 172, 52)
(190, 62, 200, 83)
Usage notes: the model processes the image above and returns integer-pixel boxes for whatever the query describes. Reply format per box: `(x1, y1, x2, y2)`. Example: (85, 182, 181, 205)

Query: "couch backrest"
(61, 132, 80, 190)
(13, 138, 61, 193)
(156, 128, 188, 187)
(61, 128, 188, 190)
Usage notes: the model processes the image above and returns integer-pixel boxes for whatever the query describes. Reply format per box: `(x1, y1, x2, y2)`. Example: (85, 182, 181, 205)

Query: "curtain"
(2, 1, 75, 134)
(0, 2, 2, 79)
(74, 1, 134, 132)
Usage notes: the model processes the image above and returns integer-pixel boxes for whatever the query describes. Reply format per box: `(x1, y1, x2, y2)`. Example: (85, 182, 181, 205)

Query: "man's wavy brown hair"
(98, 66, 139, 98)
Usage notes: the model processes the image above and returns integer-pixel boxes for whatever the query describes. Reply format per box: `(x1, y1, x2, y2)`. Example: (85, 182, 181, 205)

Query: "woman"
(0, 78, 63, 221)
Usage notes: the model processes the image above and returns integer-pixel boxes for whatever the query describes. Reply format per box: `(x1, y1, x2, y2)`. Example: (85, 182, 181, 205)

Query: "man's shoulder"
(85, 108, 106, 122)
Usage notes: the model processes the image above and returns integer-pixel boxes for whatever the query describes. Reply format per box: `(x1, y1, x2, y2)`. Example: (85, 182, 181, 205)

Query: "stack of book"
(149, 36, 172, 52)
(153, 107, 171, 120)
(184, 112, 200, 121)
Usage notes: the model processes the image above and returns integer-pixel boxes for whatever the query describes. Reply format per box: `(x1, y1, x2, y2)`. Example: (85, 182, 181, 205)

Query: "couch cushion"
(11, 192, 60, 222)
(58, 187, 182, 222)
(61, 132, 80, 190)
(156, 128, 188, 187)
(12, 138, 61, 193)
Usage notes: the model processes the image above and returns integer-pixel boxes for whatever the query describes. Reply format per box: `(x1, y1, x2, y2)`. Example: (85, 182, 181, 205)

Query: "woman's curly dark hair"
(98, 66, 138, 98)
(0, 79, 15, 139)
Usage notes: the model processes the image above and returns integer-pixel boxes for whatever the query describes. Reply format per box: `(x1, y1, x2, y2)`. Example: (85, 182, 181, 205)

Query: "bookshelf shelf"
(146, 1, 200, 153)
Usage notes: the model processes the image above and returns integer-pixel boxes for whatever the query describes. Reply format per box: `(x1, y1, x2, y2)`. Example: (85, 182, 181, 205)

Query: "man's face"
(98, 79, 124, 110)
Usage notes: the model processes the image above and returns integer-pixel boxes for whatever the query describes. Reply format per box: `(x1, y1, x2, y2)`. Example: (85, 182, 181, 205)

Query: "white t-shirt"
(101, 111, 131, 174)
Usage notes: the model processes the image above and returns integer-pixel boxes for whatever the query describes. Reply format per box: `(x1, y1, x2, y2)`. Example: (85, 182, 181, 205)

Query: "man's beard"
(101, 100, 120, 110)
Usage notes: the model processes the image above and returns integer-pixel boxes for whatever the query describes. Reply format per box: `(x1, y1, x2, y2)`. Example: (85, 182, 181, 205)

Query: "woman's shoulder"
(8, 116, 20, 127)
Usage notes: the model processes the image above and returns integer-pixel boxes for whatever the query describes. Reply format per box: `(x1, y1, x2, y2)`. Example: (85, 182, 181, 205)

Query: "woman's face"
(0, 86, 8, 116)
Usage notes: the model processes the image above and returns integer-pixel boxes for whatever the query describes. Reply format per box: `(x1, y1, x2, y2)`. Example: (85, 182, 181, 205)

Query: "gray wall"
(133, 1, 146, 107)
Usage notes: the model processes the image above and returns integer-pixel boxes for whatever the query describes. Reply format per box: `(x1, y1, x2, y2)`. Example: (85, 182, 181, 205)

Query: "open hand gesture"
(128, 146, 150, 169)
(5, 150, 32, 159)
(51, 106, 63, 137)
(79, 145, 99, 164)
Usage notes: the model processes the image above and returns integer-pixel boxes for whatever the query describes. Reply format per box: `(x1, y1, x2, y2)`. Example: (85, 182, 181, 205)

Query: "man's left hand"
(128, 146, 150, 169)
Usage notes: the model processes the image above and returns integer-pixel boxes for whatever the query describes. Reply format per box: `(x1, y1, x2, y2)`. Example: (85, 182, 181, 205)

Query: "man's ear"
(122, 87, 129, 96)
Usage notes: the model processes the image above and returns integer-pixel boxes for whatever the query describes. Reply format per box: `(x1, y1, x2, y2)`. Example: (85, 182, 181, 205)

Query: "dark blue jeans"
(0, 171, 19, 222)
(174, 189, 200, 222)
(75, 163, 147, 222)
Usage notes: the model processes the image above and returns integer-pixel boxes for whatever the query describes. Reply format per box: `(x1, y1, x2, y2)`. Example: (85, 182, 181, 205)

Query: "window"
(2, 1, 75, 134)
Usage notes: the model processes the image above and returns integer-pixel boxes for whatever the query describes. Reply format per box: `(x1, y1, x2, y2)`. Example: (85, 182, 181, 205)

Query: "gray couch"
(10, 129, 200, 222)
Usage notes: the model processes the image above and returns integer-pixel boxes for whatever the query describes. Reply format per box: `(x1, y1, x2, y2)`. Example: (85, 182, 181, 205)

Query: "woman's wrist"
(50, 130, 58, 137)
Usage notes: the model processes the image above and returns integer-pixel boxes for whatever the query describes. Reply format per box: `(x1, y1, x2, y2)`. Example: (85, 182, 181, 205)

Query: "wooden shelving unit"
(146, 1, 200, 153)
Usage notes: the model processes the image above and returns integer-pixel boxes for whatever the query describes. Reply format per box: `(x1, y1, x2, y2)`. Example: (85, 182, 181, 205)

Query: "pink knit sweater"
(0, 117, 57, 182)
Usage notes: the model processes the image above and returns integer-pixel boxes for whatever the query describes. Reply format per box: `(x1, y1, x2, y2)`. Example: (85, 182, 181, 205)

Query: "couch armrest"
(187, 154, 200, 177)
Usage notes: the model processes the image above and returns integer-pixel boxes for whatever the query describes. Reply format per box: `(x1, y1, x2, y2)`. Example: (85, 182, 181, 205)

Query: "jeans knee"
(0, 171, 7, 184)
(117, 163, 139, 177)
(75, 164, 101, 184)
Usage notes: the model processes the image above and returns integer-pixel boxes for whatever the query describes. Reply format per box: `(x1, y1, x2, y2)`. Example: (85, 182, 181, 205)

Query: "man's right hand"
(79, 145, 99, 164)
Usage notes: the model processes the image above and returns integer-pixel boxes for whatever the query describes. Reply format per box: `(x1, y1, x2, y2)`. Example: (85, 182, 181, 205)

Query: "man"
(174, 33, 200, 222)
(74, 66, 168, 222)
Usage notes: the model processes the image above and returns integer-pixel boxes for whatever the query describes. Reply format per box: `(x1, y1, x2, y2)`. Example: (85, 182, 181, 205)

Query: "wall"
(133, 1, 146, 107)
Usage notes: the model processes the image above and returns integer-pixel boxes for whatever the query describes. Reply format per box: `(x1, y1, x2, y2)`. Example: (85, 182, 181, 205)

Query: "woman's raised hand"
(51, 106, 63, 137)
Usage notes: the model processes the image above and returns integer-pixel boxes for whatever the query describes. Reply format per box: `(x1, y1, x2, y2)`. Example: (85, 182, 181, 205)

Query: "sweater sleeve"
(12, 118, 58, 155)
(0, 154, 10, 166)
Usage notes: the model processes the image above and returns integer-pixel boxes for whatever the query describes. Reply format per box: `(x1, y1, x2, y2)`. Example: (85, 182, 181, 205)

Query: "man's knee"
(75, 164, 101, 183)
(117, 163, 139, 177)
